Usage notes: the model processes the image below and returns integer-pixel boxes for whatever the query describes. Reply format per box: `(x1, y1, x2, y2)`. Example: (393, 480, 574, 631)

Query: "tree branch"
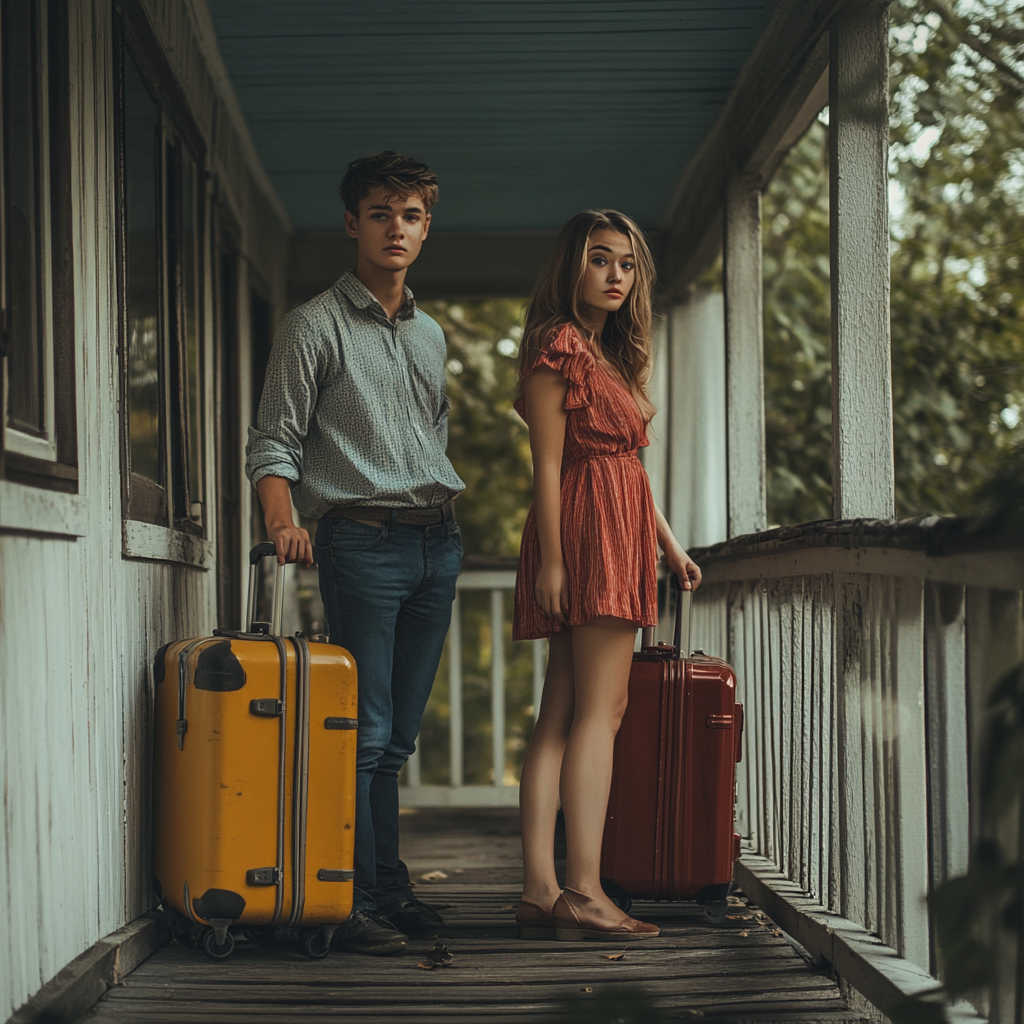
(925, 0, 1024, 94)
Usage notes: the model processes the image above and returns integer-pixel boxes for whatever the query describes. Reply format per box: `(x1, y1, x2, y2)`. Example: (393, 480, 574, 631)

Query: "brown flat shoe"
(552, 887, 660, 941)
(515, 895, 557, 939)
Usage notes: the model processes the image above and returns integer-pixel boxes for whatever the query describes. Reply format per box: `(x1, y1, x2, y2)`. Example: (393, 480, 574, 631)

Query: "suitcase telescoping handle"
(672, 577, 693, 659)
(641, 575, 692, 657)
(247, 542, 287, 636)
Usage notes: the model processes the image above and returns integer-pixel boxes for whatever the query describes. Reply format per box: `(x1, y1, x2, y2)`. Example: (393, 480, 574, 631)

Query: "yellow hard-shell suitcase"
(152, 542, 357, 961)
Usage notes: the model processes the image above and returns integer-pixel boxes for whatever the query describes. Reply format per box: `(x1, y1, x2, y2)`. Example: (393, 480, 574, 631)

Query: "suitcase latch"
(705, 713, 733, 729)
(249, 698, 282, 717)
(246, 867, 281, 886)
(317, 869, 355, 882)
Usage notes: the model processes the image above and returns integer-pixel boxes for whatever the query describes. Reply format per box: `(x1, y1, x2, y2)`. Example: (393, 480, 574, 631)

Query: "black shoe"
(333, 910, 408, 955)
(380, 895, 454, 939)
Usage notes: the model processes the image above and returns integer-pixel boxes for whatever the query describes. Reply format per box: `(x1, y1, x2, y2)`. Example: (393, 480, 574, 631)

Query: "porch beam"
(829, 1, 896, 520)
(660, 0, 840, 295)
(724, 174, 767, 537)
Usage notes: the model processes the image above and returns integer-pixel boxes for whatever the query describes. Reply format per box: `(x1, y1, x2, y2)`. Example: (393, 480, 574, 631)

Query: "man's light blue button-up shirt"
(245, 271, 465, 519)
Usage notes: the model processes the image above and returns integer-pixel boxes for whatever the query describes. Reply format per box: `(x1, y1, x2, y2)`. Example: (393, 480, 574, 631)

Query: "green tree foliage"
(419, 298, 533, 557)
(413, 299, 538, 787)
(763, 117, 833, 525)
(762, 0, 1024, 525)
(889, 0, 1024, 516)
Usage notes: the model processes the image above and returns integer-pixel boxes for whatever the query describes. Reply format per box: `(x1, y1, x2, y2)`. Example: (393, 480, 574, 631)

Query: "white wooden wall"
(0, 2, 288, 1017)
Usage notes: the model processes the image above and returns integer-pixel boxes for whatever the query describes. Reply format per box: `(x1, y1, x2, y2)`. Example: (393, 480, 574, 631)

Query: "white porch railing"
(401, 567, 546, 807)
(685, 520, 1022, 1024)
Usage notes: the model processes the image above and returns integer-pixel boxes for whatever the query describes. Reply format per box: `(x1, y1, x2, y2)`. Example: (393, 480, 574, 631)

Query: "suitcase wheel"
(202, 928, 236, 961)
(303, 929, 332, 960)
(600, 878, 633, 915)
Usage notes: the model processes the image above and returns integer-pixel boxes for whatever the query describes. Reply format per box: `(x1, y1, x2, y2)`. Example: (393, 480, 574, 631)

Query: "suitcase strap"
(175, 639, 208, 750)
(654, 661, 685, 897)
(287, 635, 311, 927)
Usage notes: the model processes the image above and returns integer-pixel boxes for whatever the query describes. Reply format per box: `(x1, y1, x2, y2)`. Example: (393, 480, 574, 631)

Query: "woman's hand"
(664, 546, 702, 592)
(535, 561, 569, 623)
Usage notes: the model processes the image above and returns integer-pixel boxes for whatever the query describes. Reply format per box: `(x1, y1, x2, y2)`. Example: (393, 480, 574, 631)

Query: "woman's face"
(580, 228, 635, 315)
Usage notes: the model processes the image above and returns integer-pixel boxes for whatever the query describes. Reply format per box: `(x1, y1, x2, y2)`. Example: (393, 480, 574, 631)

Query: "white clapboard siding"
(0, 1, 288, 1017)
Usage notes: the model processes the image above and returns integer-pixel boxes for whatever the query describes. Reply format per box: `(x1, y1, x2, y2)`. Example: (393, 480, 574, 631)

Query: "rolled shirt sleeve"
(245, 308, 323, 488)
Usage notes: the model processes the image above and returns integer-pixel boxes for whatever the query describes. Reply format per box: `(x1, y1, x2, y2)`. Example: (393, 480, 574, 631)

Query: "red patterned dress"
(512, 324, 659, 641)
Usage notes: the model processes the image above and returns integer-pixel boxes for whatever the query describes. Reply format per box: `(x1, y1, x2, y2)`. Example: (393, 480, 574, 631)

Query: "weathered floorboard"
(88, 885, 865, 1024)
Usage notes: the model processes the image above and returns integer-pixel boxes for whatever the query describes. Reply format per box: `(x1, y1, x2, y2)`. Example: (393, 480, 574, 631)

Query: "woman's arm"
(523, 367, 570, 622)
(654, 505, 702, 591)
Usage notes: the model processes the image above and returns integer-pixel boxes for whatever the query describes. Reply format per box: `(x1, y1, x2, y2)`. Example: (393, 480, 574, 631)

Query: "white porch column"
(829, 1, 895, 519)
(665, 292, 727, 551)
(642, 314, 670, 512)
(723, 173, 767, 537)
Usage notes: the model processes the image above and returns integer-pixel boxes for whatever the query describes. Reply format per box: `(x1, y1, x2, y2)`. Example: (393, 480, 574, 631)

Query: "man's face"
(344, 187, 431, 272)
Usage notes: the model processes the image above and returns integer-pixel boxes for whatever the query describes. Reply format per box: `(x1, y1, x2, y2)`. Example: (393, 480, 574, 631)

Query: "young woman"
(512, 209, 702, 941)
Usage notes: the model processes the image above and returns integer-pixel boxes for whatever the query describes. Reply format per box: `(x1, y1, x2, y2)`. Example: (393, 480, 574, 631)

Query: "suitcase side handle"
(247, 543, 287, 635)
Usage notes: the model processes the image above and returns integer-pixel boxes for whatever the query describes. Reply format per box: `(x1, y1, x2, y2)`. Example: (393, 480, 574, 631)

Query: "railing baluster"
(449, 592, 463, 788)
(532, 639, 545, 720)
(407, 743, 421, 788)
(491, 588, 505, 787)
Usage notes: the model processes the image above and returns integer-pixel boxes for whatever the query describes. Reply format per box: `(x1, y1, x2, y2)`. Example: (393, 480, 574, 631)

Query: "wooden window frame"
(114, 6, 208, 538)
(0, 0, 77, 493)
(214, 206, 243, 628)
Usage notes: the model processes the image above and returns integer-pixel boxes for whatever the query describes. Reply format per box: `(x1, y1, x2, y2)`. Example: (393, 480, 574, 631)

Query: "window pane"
(181, 149, 202, 513)
(123, 53, 161, 484)
(3, 0, 43, 435)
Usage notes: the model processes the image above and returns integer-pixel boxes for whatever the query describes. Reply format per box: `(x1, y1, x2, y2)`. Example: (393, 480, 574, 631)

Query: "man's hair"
(339, 151, 439, 216)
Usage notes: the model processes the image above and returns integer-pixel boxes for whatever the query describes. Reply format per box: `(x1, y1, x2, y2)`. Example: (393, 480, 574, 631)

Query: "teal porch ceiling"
(206, 1, 777, 233)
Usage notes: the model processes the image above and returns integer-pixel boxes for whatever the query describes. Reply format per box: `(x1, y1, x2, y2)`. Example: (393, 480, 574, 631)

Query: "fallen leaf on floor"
(604, 952, 625, 961)
(681, 1009, 704, 1017)
(419, 870, 448, 882)
(501, 904, 515, 911)
(772, 929, 782, 937)
(415, 942, 456, 966)
(739, 930, 749, 938)
(580, 986, 593, 993)
(726, 913, 752, 921)
(425, 942, 454, 967)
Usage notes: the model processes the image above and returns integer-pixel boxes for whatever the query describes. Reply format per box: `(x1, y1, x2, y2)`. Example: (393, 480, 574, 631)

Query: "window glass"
(3, 0, 43, 435)
(123, 53, 161, 485)
(181, 149, 202, 515)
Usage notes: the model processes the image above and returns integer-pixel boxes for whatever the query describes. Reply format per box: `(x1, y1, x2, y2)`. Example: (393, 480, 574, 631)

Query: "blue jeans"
(315, 507, 462, 913)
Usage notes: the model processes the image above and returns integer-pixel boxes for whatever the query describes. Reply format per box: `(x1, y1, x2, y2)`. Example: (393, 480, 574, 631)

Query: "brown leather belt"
(323, 503, 448, 525)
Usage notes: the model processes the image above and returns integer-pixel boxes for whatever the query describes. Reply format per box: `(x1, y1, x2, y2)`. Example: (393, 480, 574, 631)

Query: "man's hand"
(256, 475, 314, 566)
(269, 524, 313, 567)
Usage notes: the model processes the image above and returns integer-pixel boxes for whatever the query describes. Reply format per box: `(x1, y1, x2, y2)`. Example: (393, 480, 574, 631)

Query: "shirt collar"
(335, 270, 416, 322)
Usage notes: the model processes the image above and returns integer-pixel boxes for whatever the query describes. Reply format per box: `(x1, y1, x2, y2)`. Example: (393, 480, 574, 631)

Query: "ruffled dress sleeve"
(514, 324, 594, 419)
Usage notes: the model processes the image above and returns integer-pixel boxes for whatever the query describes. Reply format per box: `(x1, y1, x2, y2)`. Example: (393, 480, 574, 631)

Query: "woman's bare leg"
(519, 629, 575, 909)
(560, 616, 637, 921)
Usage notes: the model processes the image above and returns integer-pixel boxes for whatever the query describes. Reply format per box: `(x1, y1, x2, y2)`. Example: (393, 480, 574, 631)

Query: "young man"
(245, 152, 465, 955)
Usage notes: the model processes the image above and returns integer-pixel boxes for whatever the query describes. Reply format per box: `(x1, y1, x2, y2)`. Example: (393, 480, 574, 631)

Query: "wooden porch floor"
(87, 811, 867, 1024)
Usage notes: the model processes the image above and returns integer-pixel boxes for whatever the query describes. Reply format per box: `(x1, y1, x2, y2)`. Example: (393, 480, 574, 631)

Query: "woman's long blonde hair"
(519, 209, 656, 414)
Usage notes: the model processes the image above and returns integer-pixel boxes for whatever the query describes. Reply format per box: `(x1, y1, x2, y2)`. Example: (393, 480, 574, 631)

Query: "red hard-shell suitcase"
(601, 583, 743, 923)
